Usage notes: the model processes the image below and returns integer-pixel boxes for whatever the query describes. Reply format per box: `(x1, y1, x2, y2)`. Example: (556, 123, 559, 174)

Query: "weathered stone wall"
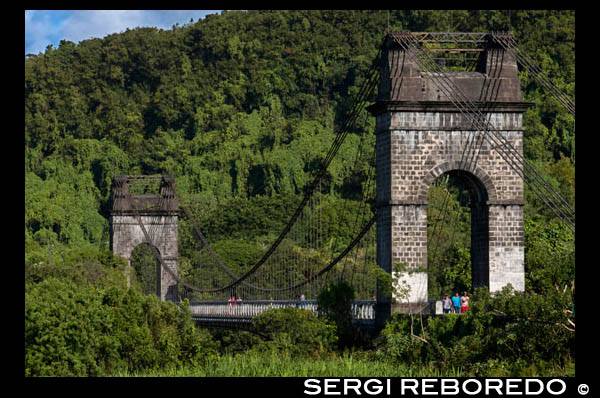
(488, 204, 525, 292)
(371, 37, 528, 316)
(110, 214, 179, 301)
(375, 112, 525, 206)
(373, 112, 525, 307)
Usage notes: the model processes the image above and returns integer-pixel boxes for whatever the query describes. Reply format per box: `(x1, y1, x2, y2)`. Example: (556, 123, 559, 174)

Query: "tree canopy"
(25, 10, 575, 298)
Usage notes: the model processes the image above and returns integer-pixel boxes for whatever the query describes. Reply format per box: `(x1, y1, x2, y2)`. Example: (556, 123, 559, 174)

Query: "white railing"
(188, 300, 375, 320)
(352, 300, 376, 320)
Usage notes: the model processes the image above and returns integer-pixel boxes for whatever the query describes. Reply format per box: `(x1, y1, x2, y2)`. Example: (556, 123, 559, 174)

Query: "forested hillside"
(25, 9, 575, 377)
(25, 9, 574, 295)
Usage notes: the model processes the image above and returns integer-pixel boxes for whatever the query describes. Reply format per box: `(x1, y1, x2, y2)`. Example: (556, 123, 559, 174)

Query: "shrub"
(25, 245, 128, 289)
(25, 279, 219, 376)
(26, 278, 124, 376)
(208, 329, 263, 355)
(252, 307, 337, 358)
(375, 286, 575, 375)
(317, 281, 355, 347)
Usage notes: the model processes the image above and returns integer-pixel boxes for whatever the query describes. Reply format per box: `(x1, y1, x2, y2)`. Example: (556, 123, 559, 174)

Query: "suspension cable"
(491, 32, 574, 115)
(389, 32, 574, 233)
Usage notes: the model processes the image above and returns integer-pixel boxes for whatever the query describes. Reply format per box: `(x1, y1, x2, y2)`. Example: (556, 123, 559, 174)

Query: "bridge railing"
(188, 300, 376, 320)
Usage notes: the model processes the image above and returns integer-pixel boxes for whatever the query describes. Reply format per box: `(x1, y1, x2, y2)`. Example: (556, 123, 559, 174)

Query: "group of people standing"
(228, 296, 243, 306)
(442, 292, 469, 314)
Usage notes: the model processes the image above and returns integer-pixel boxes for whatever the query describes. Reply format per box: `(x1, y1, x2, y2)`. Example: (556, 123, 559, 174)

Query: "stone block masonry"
(369, 33, 530, 320)
(110, 214, 179, 302)
(110, 176, 179, 302)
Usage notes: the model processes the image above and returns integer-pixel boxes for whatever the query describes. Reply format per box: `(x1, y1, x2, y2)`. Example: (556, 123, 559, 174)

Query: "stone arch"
(424, 165, 493, 295)
(417, 161, 498, 204)
(130, 242, 162, 296)
(110, 214, 179, 302)
(370, 33, 527, 323)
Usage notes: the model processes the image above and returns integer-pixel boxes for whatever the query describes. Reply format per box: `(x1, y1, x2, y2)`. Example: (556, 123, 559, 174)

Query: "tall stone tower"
(110, 175, 179, 302)
(368, 32, 530, 325)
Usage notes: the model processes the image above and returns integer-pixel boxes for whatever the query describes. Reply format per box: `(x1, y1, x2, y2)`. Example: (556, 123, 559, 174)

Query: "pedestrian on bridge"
(300, 293, 306, 309)
(443, 295, 452, 314)
(461, 292, 470, 313)
(451, 292, 461, 314)
(228, 296, 236, 315)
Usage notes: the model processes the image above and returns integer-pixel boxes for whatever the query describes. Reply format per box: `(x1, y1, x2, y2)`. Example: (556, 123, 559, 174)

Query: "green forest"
(25, 10, 575, 377)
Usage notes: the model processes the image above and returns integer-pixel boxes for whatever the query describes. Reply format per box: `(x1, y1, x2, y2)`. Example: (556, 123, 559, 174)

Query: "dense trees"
(24, 247, 219, 376)
(376, 286, 575, 376)
(25, 10, 574, 250)
(25, 10, 575, 375)
(25, 279, 220, 376)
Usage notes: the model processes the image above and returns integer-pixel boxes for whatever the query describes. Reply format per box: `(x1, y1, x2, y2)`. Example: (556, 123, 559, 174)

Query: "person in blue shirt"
(451, 292, 461, 314)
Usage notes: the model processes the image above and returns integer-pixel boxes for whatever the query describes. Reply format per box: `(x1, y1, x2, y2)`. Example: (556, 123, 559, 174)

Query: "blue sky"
(25, 10, 221, 55)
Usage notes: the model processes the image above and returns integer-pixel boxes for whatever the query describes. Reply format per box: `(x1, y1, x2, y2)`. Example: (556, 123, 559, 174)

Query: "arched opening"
(427, 169, 489, 300)
(130, 243, 161, 296)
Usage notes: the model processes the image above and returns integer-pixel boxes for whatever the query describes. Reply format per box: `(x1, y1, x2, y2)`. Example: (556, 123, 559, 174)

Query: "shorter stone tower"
(110, 175, 179, 302)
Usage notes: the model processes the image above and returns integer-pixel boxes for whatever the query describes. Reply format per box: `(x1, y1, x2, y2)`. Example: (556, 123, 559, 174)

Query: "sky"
(25, 10, 221, 55)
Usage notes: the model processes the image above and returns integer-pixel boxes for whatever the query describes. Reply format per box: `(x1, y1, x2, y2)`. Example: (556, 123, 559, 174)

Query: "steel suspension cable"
(202, 48, 383, 290)
(148, 66, 382, 294)
(491, 33, 575, 115)
(138, 43, 384, 295)
(384, 37, 497, 265)
(414, 36, 577, 226)
(336, 112, 373, 280)
(348, 147, 377, 285)
(389, 33, 575, 233)
(426, 61, 500, 268)
(394, 33, 576, 231)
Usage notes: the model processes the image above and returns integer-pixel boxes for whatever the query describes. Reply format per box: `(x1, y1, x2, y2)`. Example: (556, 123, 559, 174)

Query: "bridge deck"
(188, 300, 376, 321)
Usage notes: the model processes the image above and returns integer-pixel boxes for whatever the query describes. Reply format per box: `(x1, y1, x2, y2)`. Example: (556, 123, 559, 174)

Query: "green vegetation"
(25, 259, 218, 376)
(130, 243, 160, 295)
(111, 352, 466, 377)
(317, 280, 356, 347)
(111, 351, 572, 378)
(253, 307, 338, 357)
(25, 10, 574, 377)
(376, 286, 574, 376)
(426, 174, 473, 298)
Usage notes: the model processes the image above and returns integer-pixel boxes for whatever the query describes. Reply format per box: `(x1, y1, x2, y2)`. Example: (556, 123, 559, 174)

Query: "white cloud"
(25, 10, 65, 55)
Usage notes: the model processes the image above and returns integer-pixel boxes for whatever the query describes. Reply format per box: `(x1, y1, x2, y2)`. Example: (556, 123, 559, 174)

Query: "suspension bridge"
(109, 31, 574, 330)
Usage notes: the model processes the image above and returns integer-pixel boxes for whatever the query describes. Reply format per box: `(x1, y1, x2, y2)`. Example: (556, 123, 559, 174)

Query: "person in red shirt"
(461, 291, 470, 313)
(228, 296, 236, 314)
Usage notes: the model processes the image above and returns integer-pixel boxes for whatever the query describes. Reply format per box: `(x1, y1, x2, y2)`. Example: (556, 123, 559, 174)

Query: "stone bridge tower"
(110, 175, 179, 302)
(369, 32, 530, 324)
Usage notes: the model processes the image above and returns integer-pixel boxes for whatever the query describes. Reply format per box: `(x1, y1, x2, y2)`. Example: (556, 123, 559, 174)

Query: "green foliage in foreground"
(375, 286, 575, 376)
(25, 278, 219, 376)
(317, 281, 356, 347)
(111, 350, 573, 377)
(252, 307, 338, 358)
(24, 249, 575, 377)
(111, 351, 462, 377)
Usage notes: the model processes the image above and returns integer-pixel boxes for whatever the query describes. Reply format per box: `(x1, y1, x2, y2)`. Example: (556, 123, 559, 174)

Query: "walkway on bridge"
(189, 300, 376, 321)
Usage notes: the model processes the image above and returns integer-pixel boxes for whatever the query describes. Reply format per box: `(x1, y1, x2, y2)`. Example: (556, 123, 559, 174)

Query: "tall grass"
(111, 351, 464, 377)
